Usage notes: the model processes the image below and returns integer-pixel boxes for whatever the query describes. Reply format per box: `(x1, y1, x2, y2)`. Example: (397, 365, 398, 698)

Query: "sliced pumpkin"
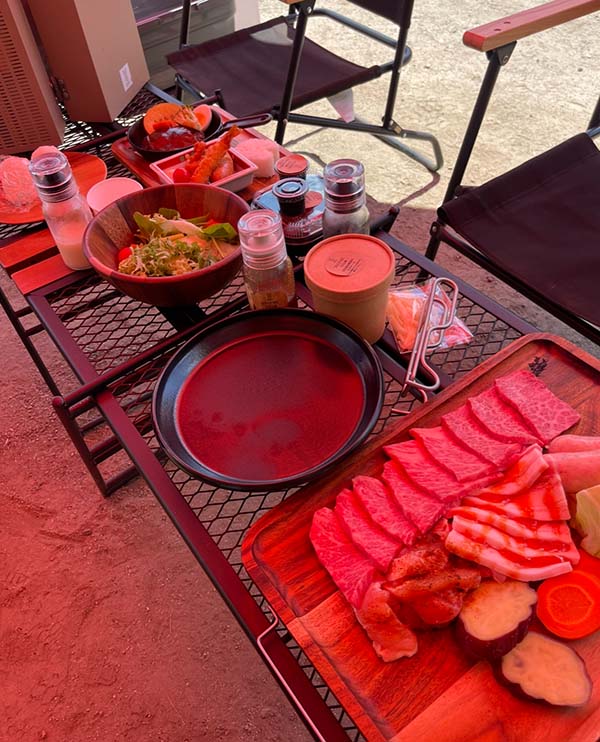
(193, 104, 213, 131)
(143, 102, 182, 134)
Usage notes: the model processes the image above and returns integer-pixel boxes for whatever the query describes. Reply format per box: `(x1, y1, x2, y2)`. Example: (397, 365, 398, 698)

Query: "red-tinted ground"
(0, 291, 310, 742)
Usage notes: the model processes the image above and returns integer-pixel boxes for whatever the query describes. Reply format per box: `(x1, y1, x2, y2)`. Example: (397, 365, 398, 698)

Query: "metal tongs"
(399, 276, 459, 400)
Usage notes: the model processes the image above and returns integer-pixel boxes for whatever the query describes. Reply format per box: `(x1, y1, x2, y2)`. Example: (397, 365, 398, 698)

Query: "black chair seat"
(439, 133, 600, 328)
(167, 15, 382, 117)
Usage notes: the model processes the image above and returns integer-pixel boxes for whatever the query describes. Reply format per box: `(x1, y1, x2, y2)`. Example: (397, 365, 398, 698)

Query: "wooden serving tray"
(242, 334, 600, 742)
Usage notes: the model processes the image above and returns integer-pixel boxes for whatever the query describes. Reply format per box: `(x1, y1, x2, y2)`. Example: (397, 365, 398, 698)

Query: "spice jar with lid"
(238, 209, 296, 310)
(29, 148, 93, 270)
(252, 175, 325, 256)
(322, 158, 370, 238)
(304, 234, 395, 343)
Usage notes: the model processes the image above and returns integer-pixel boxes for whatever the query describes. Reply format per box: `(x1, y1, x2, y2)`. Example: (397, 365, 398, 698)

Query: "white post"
(234, 0, 260, 29)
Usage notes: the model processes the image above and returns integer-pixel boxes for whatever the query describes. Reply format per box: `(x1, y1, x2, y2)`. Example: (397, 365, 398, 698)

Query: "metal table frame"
(0, 93, 537, 741)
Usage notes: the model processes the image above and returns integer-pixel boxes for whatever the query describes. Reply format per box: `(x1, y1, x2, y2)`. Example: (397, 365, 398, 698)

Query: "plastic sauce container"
(304, 234, 395, 343)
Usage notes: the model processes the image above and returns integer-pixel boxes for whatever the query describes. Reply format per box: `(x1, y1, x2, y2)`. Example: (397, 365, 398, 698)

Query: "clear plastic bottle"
(238, 210, 296, 310)
(29, 149, 93, 270)
(322, 158, 370, 238)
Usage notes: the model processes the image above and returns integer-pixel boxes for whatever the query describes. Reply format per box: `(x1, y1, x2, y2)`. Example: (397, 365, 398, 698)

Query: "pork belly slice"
(335, 488, 401, 573)
(465, 458, 570, 521)
(386, 536, 449, 582)
(410, 425, 498, 483)
(442, 404, 524, 469)
(382, 461, 448, 535)
(468, 387, 541, 445)
(353, 475, 418, 545)
(384, 440, 467, 504)
(445, 529, 573, 581)
(310, 507, 377, 608)
(494, 369, 581, 444)
(354, 581, 418, 661)
(449, 505, 573, 543)
(451, 515, 579, 565)
(475, 444, 547, 499)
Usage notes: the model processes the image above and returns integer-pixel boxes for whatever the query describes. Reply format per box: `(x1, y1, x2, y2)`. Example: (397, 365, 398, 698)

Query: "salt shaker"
(29, 149, 93, 270)
(322, 158, 370, 238)
(238, 209, 296, 310)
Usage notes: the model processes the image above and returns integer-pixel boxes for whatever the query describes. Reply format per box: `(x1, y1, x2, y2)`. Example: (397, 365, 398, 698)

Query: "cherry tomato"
(117, 246, 133, 264)
(172, 167, 190, 183)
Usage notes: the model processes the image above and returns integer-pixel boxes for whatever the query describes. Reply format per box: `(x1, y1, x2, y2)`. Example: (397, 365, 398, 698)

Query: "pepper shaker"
(322, 158, 370, 238)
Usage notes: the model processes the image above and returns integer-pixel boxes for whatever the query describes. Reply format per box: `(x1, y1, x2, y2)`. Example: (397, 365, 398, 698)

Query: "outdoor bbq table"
(0, 104, 537, 741)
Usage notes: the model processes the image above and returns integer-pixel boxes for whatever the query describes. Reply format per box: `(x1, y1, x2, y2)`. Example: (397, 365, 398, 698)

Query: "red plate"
(152, 308, 384, 490)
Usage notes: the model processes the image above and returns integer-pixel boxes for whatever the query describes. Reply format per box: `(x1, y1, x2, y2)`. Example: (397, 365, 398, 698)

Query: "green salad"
(118, 208, 239, 277)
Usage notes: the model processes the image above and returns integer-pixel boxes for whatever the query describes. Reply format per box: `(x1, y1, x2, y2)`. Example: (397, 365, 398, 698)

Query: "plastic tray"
(149, 147, 258, 192)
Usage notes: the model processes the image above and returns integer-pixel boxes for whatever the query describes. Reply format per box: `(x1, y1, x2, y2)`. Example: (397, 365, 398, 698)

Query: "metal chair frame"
(425, 0, 600, 344)
(176, 0, 443, 172)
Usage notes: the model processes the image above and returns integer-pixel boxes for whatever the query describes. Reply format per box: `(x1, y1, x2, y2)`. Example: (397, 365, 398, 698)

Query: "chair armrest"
(463, 0, 600, 52)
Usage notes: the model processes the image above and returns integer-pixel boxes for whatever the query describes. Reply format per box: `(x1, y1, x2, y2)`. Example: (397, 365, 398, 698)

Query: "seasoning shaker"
(322, 158, 370, 238)
(238, 209, 296, 310)
(29, 149, 93, 270)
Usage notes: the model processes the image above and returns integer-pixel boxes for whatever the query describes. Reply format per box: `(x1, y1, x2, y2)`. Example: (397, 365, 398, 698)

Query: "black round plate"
(152, 308, 384, 491)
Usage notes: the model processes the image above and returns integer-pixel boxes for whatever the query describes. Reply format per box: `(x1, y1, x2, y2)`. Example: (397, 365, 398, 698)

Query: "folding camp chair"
(167, 0, 443, 172)
(425, 0, 600, 344)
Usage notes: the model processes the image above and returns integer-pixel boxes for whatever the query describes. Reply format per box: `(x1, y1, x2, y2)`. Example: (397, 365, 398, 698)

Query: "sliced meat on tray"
(494, 369, 581, 444)
(410, 425, 498, 482)
(353, 475, 418, 546)
(442, 405, 523, 469)
(445, 528, 574, 581)
(474, 444, 547, 499)
(465, 458, 570, 521)
(310, 507, 377, 608)
(381, 461, 448, 534)
(468, 387, 541, 445)
(386, 536, 449, 581)
(410, 588, 466, 626)
(335, 488, 400, 573)
(354, 581, 418, 661)
(449, 505, 573, 542)
(384, 439, 468, 504)
(451, 515, 579, 565)
(385, 564, 481, 601)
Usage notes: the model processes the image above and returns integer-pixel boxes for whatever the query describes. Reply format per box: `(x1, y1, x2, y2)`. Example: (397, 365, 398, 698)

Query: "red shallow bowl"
(83, 183, 248, 307)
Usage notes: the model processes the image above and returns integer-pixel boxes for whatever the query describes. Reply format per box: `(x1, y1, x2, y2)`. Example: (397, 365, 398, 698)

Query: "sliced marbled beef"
(468, 387, 541, 445)
(381, 461, 448, 534)
(310, 507, 377, 608)
(335, 488, 401, 573)
(442, 405, 524, 469)
(410, 425, 498, 482)
(353, 475, 418, 545)
(494, 369, 581, 443)
(384, 440, 467, 504)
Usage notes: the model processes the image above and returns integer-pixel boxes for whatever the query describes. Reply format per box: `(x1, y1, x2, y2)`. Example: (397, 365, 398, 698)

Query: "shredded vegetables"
(118, 207, 238, 277)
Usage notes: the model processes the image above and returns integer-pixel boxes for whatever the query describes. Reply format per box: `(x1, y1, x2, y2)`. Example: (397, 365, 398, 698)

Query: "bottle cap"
(272, 178, 308, 217)
(275, 154, 309, 180)
(238, 209, 287, 270)
(323, 159, 365, 212)
(29, 150, 77, 202)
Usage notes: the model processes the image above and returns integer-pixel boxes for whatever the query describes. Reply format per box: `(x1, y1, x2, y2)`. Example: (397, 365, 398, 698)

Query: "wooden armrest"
(463, 0, 600, 52)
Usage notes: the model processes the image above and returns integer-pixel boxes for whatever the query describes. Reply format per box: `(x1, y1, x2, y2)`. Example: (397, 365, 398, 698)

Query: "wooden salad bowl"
(83, 184, 248, 307)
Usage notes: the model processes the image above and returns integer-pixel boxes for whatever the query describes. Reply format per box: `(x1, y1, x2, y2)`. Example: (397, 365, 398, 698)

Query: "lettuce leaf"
(201, 222, 238, 241)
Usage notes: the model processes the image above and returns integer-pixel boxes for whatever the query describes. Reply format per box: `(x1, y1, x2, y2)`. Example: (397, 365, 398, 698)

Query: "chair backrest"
(347, 0, 414, 25)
